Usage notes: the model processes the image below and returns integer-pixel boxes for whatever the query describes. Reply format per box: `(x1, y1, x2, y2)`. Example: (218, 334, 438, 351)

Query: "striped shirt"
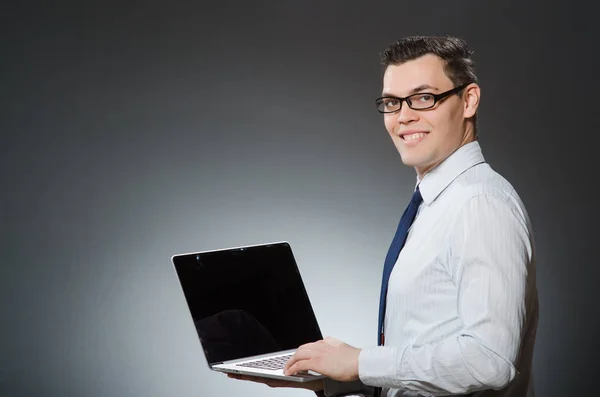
(357, 140, 538, 397)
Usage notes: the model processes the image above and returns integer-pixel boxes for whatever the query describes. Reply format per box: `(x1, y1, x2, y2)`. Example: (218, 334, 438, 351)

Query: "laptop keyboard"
(236, 354, 293, 370)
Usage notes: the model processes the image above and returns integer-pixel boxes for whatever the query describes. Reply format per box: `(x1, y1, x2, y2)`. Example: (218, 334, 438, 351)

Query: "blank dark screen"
(172, 242, 323, 365)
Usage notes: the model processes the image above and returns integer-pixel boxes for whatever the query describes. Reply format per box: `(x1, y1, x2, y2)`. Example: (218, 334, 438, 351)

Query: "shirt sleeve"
(358, 194, 534, 395)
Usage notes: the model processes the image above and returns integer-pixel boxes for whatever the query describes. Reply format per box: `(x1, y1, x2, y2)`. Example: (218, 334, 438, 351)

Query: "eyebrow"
(381, 84, 439, 97)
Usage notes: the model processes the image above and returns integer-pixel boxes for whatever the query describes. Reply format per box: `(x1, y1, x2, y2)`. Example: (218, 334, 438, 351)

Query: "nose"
(396, 101, 419, 125)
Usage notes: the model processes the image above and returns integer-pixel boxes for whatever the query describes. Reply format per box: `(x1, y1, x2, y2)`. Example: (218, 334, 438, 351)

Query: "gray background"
(2, 1, 598, 396)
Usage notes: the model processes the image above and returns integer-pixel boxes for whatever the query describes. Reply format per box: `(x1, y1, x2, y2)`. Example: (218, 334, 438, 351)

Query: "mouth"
(398, 130, 429, 144)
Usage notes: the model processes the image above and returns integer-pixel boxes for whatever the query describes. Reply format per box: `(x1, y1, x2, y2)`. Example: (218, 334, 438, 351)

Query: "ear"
(463, 83, 480, 119)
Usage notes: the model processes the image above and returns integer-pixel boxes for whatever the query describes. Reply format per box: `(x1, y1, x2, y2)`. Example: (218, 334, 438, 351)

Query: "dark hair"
(381, 35, 477, 89)
(381, 35, 478, 130)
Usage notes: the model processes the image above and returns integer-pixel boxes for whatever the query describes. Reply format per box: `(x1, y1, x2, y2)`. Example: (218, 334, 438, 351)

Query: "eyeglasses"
(375, 83, 469, 113)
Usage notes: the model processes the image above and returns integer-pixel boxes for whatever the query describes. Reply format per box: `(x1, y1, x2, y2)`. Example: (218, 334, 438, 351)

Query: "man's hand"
(226, 373, 324, 391)
(284, 336, 361, 382)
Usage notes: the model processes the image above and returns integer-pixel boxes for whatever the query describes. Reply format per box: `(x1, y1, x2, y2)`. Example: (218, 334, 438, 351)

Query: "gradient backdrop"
(2, 1, 598, 396)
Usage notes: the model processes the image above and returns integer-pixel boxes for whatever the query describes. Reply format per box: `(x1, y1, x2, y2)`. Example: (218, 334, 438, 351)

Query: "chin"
(398, 153, 420, 167)
(399, 154, 436, 174)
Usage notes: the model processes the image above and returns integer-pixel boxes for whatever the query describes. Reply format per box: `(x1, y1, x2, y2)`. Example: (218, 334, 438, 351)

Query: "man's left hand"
(284, 336, 361, 382)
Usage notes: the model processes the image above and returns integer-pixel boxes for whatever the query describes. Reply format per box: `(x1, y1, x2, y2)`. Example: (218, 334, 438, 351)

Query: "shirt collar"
(416, 140, 486, 205)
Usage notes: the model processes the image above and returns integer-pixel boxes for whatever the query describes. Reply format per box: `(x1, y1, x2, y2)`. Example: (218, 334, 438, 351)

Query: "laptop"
(171, 241, 327, 382)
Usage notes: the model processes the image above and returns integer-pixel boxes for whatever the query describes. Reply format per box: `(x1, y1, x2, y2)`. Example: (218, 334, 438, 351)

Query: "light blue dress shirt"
(337, 141, 538, 397)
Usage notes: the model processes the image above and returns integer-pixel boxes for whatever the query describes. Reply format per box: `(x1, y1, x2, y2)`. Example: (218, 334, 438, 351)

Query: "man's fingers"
(284, 359, 311, 376)
(291, 348, 317, 361)
(285, 348, 316, 371)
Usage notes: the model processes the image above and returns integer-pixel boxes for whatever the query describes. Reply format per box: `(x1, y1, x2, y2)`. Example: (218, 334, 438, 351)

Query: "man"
(230, 35, 538, 397)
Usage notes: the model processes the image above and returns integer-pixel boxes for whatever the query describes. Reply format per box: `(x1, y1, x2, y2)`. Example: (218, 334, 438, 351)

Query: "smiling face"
(382, 54, 480, 178)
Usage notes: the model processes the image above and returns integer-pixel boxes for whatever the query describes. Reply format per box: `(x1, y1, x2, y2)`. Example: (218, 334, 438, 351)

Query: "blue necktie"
(374, 187, 423, 397)
(377, 186, 423, 346)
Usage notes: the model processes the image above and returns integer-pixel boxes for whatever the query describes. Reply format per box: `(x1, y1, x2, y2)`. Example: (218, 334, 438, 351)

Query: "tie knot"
(411, 187, 423, 204)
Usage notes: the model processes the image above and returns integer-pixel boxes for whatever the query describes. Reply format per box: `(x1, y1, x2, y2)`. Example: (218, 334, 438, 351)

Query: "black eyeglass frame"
(375, 83, 470, 113)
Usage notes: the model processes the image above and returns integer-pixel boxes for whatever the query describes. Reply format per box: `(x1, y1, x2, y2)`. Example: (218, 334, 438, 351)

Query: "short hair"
(381, 35, 479, 131)
(381, 35, 477, 88)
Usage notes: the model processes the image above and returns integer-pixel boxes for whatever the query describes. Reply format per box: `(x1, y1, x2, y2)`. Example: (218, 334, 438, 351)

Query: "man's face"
(382, 54, 478, 177)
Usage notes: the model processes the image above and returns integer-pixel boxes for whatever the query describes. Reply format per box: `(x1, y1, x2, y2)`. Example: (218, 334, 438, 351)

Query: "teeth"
(404, 132, 426, 141)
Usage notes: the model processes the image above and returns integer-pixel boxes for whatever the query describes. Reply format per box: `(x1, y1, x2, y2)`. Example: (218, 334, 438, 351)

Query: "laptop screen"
(172, 242, 323, 365)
